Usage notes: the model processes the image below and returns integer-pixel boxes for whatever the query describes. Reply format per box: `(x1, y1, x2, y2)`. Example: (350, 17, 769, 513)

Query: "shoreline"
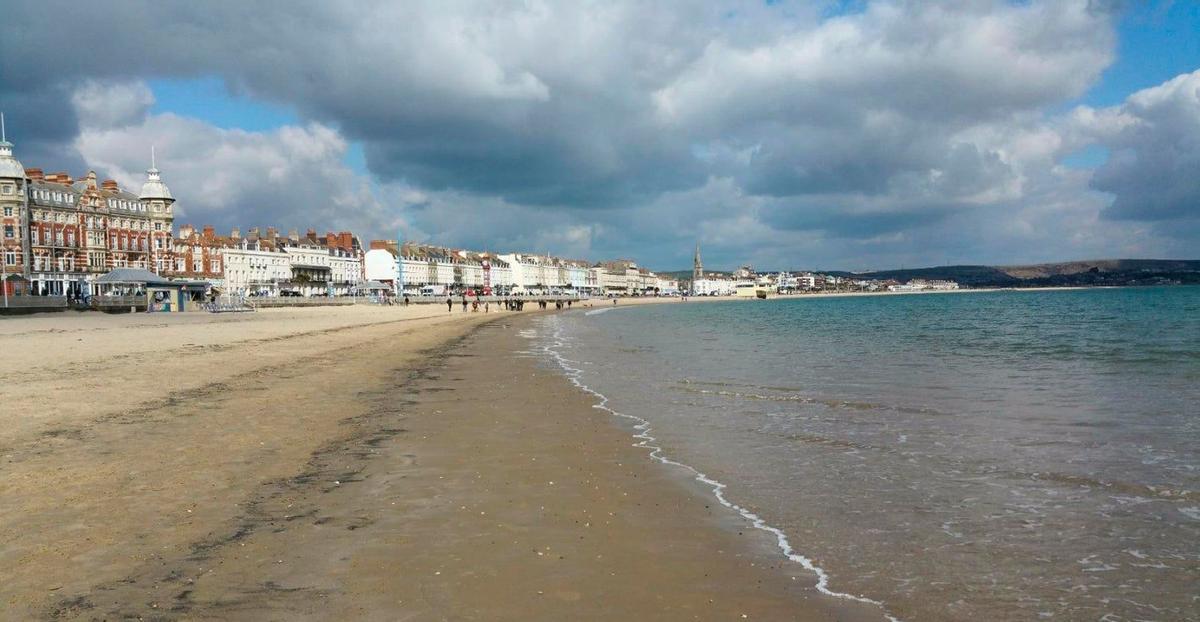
(0, 305, 886, 620)
(538, 314, 900, 620)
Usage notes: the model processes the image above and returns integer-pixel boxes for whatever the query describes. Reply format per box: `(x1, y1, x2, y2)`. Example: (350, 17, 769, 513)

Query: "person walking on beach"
(404, 294, 410, 307)
(446, 296, 453, 312)
(462, 295, 468, 312)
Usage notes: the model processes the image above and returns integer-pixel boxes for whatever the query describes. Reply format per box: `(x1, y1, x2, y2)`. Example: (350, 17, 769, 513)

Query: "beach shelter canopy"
(356, 280, 391, 291)
(94, 268, 175, 287)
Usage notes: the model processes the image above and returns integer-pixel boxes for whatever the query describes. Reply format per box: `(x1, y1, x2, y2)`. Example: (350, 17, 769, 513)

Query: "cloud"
(1077, 69, 1200, 224)
(70, 81, 399, 239)
(2, 0, 1194, 269)
(70, 81, 155, 130)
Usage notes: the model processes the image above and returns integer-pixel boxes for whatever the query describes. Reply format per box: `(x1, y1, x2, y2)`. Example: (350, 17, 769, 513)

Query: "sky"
(0, 1, 1197, 272)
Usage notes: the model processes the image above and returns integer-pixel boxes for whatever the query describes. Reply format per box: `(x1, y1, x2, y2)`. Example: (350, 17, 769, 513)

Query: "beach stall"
(92, 268, 196, 313)
(354, 280, 393, 304)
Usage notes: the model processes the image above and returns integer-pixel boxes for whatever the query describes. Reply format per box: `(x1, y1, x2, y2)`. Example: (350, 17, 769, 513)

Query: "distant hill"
(842, 259, 1200, 287)
(657, 270, 696, 281)
(665, 260, 1200, 288)
(833, 265, 1020, 287)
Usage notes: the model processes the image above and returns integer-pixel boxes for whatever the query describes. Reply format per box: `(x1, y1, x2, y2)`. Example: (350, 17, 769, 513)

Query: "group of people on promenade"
(442, 295, 575, 313)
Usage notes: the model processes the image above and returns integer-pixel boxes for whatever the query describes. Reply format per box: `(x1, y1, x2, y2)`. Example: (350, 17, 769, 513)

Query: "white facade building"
(482, 256, 513, 293)
(281, 243, 361, 296)
(330, 251, 363, 292)
(692, 276, 735, 296)
(223, 242, 291, 296)
(364, 248, 398, 285)
(657, 277, 680, 295)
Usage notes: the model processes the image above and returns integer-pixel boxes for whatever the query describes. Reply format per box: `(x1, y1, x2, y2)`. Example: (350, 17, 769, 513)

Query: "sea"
(534, 286, 1200, 621)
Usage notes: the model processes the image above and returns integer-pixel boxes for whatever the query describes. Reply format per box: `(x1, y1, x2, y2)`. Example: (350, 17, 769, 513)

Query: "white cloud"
(1077, 69, 1200, 223)
(71, 81, 400, 239)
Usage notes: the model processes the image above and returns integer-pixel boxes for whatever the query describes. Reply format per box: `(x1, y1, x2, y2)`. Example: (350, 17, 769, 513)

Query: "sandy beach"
(0, 304, 884, 621)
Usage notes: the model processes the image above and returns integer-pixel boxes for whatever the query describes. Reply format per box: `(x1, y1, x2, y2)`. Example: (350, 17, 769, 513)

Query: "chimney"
(178, 224, 195, 239)
(288, 229, 299, 242)
(101, 179, 119, 192)
(85, 171, 98, 190)
(306, 228, 317, 241)
(202, 225, 215, 240)
(25, 168, 44, 181)
(338, 232, 353, 251)
(230, 227, 241, 239)
(56, 172, 72, 185)
(326, 232, 338, 248)
(265, 226, 278, 240)
(248, 226, 261, 239)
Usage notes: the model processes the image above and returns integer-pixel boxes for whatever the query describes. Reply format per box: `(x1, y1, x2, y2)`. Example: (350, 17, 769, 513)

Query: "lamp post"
(395, 230, 404, 300)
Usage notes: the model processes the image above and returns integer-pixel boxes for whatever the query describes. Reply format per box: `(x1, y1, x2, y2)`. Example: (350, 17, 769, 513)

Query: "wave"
(1017, 471, 1198, 503)
(675, 384, 945, 417)
(537, 316, 903, 622)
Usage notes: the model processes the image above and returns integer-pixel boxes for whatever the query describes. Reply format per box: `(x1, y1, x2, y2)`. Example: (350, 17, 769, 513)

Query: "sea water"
(538, 287, 1200, 621)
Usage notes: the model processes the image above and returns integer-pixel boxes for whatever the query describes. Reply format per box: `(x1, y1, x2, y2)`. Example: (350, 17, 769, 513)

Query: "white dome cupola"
(0, 113, 26, 180)
(139, 146, 174, 201)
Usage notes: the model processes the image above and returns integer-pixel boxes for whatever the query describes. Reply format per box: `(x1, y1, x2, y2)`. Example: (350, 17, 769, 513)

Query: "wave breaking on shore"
(537, 315, 902, 622)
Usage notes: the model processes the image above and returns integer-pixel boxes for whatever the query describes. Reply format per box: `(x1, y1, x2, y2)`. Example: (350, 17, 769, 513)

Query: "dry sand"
(0, 304, 884, 621)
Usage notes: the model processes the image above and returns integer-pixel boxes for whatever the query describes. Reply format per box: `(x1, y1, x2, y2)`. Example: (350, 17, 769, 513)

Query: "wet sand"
(1, 306, 883, 620)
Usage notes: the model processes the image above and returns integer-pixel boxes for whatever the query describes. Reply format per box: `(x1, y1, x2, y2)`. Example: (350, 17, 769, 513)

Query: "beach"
(0, 304, 883, 621)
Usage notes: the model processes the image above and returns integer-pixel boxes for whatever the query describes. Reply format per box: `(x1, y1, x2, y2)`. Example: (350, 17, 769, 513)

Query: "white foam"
(538, 315, 902, 622)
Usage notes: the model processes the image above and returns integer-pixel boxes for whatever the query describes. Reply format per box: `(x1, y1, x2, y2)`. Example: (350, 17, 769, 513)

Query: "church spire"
(693, 242, 704, 280)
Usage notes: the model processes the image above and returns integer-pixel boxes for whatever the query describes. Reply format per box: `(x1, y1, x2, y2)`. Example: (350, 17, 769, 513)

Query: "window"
(3, 225, 12, 238)
(4, 250, 14, 266)
(154, 222, 162, 231)
(3, 206, 11, 216)
(2, 184, 12, 195)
